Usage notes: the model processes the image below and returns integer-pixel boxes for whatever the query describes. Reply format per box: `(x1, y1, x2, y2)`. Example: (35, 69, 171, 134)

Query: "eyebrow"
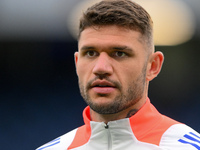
(112, 46, 133, 52)
(80, 45, 134, 52)
(80, 46, 95, 51)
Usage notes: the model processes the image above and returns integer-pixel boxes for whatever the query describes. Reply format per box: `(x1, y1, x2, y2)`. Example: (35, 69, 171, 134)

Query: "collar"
(69, 98, 179, 149)
(82, 97, 177, 145)
(82, 98, 159, 125)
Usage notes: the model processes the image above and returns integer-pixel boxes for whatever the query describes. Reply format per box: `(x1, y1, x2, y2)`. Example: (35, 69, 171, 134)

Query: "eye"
(113, 51, 127, 57)
(86, 51, 98, 57)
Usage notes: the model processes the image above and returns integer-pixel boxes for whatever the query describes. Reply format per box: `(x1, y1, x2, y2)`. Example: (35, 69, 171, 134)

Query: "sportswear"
(36, 98, 200, 150)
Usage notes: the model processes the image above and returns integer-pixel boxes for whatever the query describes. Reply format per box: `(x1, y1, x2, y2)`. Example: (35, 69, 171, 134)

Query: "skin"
(75, 25, 164, 123)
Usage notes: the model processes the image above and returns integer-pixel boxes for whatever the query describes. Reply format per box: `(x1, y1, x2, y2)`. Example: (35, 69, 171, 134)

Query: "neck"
(90, 97, 147, 124)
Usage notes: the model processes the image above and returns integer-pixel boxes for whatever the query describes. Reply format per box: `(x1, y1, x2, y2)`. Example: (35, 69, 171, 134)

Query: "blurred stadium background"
(0, 0, 200, 149)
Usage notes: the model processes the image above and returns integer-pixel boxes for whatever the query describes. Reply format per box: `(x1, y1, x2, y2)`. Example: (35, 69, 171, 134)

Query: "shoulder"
(160, 124, 200, 150)
(36, 128, 78, 150)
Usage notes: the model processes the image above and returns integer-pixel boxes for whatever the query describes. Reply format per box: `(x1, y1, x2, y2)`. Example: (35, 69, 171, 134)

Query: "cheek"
(117, 64, 141, 85)
(120, 63, 140, 77)
(76, 62, 92, 84)
(76, 65, 85, 80)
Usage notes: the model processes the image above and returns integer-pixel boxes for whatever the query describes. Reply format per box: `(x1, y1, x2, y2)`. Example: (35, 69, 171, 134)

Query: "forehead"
(78, 26, 146, 51)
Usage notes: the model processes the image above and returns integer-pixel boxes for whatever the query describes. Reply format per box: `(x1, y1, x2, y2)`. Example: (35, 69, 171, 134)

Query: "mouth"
(91, 80, 116, 88)
(90, 80, 117, 94)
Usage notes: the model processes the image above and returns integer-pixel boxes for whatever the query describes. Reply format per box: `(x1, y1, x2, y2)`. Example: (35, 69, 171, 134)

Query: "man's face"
(75, 25, 149, 115)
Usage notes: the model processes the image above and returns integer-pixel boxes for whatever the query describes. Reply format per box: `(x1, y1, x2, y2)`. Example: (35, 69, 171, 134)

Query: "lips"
(91, 80, 116, 88)
(90, 80, 117, 94)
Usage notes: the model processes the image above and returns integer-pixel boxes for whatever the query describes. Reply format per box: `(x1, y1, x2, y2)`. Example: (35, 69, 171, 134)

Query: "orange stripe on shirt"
(67, 106, 91, 150)
(129, 98, 180, 146)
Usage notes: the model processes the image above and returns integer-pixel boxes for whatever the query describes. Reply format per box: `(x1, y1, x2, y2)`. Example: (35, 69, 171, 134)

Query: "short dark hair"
(78, 0, 153, 46)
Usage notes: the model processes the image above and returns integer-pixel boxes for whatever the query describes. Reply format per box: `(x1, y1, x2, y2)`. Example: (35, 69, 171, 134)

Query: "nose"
(92, 52, 113, 77)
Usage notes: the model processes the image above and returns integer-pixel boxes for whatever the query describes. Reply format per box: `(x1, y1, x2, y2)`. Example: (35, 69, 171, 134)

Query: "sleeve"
(36, 128, 78, 150)
(159, 124, 200, 150)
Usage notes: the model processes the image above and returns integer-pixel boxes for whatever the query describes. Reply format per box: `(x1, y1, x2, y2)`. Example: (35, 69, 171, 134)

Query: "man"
(37, 0, 200, 149)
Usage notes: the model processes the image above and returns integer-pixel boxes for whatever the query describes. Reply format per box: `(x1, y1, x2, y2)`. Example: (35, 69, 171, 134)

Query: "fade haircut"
(78, 0, 154, 48)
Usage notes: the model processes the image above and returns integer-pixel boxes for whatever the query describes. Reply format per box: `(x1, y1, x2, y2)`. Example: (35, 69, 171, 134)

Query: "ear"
(146, 51, 164, 81)
(74, 52, 79, 71)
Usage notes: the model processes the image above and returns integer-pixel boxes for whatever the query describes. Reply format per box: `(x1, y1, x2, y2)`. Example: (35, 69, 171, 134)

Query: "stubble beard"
(79, 67, 147, 115)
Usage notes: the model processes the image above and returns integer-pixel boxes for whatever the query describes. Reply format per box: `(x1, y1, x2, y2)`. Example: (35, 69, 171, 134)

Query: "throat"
(90, 108, 135, 124)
